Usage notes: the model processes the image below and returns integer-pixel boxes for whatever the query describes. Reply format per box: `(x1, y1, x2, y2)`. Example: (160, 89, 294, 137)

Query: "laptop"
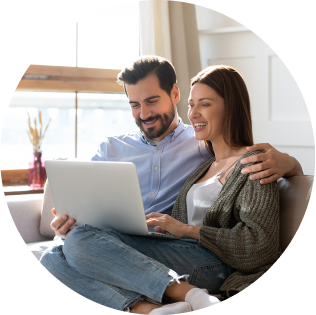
(45, 159, 180, 239)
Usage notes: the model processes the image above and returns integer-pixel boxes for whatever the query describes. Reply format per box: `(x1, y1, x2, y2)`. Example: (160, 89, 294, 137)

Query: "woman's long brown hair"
(191, 65, 254, 157)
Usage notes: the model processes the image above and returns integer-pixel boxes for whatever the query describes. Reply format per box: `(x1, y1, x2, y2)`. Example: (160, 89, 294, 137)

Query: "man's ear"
(171, 84, 180, 104)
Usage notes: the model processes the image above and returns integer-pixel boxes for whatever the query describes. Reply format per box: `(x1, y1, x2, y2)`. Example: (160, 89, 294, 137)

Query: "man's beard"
(136, 104, 176, 140)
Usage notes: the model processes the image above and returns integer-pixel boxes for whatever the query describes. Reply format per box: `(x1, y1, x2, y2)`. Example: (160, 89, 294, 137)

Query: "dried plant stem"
(27, 110, 51, 152)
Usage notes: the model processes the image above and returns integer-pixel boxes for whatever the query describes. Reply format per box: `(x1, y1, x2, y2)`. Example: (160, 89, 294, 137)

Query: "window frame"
(18, 64, 124, 93)
(2, 64, 125, 188)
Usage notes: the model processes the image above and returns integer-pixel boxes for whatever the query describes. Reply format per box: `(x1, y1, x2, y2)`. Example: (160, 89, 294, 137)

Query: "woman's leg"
(40, 245, 144, 311)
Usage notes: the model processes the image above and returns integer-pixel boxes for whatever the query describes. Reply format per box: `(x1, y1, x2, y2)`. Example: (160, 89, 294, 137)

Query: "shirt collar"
(139, 117, 185, 145)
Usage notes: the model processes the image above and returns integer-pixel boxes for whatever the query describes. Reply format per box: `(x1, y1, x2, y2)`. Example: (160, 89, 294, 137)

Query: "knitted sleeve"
(199, 177, 279, 273)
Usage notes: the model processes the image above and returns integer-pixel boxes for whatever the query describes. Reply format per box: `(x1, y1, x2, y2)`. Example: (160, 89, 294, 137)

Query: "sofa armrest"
(6, 194, 53, 244)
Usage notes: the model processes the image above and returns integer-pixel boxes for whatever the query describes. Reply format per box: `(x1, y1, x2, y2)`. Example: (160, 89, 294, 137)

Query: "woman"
(42, 65, 279, 314)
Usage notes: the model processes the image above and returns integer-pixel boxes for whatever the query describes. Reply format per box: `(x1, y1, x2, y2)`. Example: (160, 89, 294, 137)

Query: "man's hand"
(241, 143, 303, 184)
(146, 213, 200, 239)
(50, 208, 77, 239)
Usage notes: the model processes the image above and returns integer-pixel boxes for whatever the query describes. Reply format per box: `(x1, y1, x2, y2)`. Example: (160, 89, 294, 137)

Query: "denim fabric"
(40, 225, 232, 311)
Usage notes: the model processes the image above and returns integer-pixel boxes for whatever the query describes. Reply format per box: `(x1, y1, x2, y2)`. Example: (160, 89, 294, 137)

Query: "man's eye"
(148, 100, 158, 104)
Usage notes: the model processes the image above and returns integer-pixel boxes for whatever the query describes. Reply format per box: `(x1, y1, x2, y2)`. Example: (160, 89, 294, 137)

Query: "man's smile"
(142, 118, 159, 128)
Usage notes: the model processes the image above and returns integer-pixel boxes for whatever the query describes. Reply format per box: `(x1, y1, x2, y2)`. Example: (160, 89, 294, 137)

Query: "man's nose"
(140, 105, 152, 120)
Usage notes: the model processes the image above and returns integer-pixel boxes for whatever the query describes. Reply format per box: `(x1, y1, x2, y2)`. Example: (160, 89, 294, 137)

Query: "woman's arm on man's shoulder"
(240, 143, 303, 184)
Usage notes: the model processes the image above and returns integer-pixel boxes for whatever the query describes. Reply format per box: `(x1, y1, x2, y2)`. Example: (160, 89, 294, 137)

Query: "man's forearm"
(284, 155, 303, 177)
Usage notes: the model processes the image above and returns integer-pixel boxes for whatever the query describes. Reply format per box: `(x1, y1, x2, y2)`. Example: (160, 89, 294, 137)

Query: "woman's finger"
(146, 218, 159, 228)
(154, 226, 166, 233)
(146, 212, 164, 219)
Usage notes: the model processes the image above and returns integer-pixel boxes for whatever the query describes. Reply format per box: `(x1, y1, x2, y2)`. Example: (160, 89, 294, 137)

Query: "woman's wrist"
(183, 224, 201, 240)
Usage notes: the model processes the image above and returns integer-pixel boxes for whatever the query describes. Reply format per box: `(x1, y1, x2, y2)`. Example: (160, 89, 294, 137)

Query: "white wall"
(195, 7, 315, 175)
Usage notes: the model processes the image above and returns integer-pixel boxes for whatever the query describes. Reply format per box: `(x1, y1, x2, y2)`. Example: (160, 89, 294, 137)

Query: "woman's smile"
(192, 122, 208, 132)
(188, 83, 225, 142)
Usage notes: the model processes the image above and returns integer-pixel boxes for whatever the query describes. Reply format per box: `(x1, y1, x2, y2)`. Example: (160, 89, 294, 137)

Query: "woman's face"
(188, 83, 225, 142)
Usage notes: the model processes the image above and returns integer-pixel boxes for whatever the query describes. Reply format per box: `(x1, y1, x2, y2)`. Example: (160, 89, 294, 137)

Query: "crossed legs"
(40, 225, 231, 311)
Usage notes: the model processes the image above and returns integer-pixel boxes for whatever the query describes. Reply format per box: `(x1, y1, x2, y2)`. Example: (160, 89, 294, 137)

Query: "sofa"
(5, 175, 314, 261)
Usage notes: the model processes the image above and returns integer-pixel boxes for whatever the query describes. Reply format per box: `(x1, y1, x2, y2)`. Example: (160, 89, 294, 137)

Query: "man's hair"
(117, 55, 177, 96)
(191, 65, 254, 156)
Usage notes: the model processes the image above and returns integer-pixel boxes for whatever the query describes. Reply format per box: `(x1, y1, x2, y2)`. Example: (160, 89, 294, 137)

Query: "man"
(49, 55, 302, 239)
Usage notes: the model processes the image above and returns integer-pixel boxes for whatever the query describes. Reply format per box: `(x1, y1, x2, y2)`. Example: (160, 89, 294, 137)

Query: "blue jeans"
(40, 225, 232, 311)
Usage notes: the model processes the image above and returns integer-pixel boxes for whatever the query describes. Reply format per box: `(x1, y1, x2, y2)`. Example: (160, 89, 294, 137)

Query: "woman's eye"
(202, 103, 210, 107)
(188, 104, 194, 108)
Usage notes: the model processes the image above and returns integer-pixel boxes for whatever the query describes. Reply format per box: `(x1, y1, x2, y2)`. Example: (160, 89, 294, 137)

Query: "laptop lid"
(45, 160, 149, 236)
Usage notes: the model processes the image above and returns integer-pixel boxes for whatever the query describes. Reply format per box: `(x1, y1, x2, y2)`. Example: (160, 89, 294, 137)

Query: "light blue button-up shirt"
(91, 119, 213, 216)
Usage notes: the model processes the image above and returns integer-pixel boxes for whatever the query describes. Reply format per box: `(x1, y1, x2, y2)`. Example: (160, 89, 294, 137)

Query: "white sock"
(149, 301, 192, 314)
(185, 288, 220, 311)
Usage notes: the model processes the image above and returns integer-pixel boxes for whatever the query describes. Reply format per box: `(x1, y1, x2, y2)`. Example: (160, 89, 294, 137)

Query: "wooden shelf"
(16, 64, 125, 93)
(3, 185, 44, 196)
(1, 185, 44, 202)
(198, 26, 249, 35)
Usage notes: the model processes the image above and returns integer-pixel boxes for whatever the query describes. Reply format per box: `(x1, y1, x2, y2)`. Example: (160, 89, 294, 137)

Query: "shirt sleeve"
(91, 141, 108, 161)
(199, 178, 280, 273)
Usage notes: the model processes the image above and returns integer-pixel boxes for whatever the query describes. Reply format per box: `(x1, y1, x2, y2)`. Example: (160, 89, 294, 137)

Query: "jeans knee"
(40, 246, 62, 272)
(40, 248, 50, 267)
(63, 225, 86, 257)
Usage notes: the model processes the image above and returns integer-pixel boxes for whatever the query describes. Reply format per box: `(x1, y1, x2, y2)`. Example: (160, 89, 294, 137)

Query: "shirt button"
(157, 146, 161, 150)
(154, 167, 158, 171)
(151, 192, 155, 195)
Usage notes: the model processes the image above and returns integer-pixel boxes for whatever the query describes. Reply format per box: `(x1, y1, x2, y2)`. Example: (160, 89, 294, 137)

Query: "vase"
(28, 151, 46, 188)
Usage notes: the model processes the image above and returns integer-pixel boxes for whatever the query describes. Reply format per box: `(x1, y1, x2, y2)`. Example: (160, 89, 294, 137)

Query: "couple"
(41, 56, 302, 314)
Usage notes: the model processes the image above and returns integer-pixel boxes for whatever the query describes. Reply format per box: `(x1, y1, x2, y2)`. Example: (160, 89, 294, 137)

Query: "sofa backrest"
(39, 180, 55, 238)
(278, 175, 313, 251)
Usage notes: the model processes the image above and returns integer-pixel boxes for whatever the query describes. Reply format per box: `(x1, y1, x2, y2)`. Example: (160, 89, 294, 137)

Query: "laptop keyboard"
(148, 232, 180, 239)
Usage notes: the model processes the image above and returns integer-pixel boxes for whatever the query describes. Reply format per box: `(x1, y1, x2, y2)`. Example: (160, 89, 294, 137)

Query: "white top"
(186, 156, 241, 226)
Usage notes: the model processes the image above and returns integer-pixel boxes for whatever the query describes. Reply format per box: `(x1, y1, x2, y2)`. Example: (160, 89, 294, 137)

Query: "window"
(27, 3, 140, 69)
(77, 93, 137, 160)
(1, 4, 140, 185)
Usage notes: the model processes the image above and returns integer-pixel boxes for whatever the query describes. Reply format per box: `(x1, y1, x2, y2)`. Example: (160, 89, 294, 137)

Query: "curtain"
(139, 0, 201, 124)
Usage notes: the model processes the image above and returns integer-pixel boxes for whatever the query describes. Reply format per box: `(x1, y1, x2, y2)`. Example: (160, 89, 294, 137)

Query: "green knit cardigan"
(171, 150, 280, 298)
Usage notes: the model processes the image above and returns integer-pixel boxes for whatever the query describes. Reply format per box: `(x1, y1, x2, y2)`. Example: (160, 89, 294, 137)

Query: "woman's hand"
(146, 213, 200, 239)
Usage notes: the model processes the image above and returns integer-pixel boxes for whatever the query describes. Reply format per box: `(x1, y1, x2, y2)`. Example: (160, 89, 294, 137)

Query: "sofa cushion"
(7, 194, 53, 244)
(39, 180, 56, 238)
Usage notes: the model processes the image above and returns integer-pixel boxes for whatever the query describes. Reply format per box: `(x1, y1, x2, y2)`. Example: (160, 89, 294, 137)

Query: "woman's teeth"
(194, 123, 207, 128)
